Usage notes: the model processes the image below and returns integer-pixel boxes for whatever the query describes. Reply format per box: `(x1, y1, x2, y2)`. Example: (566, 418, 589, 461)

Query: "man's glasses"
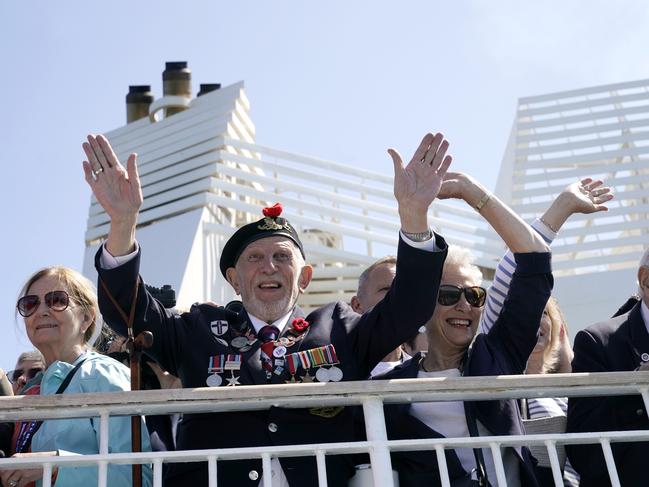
(9, 367, 43, 383)
(437, 285, 487, 308)
(16, 290, 71, 317)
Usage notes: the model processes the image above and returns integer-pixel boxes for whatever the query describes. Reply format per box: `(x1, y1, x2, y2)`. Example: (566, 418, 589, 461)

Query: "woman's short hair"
(18, 267, 99, 344)
(443, 245, 483, 284)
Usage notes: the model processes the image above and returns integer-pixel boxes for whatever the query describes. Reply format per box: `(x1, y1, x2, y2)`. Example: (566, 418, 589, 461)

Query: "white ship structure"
(82, 67, 649, 336)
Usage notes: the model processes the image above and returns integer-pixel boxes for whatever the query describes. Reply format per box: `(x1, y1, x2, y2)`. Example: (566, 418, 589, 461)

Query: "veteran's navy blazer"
(567, 301, 649, 487)
(375, 252, 553, 487)
(96, 235, 447, 487)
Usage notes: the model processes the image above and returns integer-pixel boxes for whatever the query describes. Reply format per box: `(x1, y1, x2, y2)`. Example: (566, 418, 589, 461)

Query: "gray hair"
(444, 245, 483, 284)
(356, 256, 397, 298)
(15, 350, 45, 367)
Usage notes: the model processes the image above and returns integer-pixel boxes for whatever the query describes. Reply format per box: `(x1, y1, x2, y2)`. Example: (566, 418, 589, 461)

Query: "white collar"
(247, 309, 294, 334)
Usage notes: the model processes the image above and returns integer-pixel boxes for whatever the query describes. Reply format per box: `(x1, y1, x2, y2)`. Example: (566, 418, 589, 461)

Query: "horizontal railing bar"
(2, 430, 649, 469)
(1, 373, 648, 421)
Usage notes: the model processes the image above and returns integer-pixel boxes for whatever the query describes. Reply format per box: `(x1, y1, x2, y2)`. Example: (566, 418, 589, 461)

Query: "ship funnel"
(125, 85, 154, 123)
(162, 61, 192, 117)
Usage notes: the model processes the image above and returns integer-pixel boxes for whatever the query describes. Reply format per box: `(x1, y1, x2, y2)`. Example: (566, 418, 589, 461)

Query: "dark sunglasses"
(16, 290, 71, 317)
(9, 367, 43, 383)
(437, 285, 487, 308)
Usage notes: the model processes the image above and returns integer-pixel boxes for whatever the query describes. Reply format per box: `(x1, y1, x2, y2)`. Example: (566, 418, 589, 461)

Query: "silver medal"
(315, 367, 330, 382)
(327, 366, 343, 382)
(206, 374, 223, 387)
(642, 353, 649, 362)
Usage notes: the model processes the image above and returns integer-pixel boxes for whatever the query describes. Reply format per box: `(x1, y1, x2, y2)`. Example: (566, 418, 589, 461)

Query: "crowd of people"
(0, 131, 645, 486)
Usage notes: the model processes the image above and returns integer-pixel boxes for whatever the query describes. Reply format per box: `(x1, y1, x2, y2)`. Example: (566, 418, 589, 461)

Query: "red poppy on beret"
(263, 203, 283, 218)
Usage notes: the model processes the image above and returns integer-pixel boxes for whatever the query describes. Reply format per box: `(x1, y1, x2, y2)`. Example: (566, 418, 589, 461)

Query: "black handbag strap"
(462, 343, 489, 487)
(54, 358, 87, 394)
(15, 358, 86, 453)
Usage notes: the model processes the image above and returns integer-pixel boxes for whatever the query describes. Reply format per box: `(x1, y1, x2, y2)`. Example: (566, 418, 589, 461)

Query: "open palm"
(82, 134, 142, 222)
(389, 132, 453, 213)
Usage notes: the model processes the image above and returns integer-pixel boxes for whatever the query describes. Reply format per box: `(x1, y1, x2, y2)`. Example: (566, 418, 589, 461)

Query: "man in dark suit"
(82, 132, 452, 486)
(567, 248, 649, 486)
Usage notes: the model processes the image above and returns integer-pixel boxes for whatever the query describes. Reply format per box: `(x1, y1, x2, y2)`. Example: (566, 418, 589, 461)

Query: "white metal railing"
(1, 372, 649, 487)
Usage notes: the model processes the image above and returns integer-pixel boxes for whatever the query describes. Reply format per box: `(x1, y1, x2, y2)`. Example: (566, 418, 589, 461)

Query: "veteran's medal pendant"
(315, 367, 330, 383)
(206, 374, 222, 387)
(327, 366, 343, 382)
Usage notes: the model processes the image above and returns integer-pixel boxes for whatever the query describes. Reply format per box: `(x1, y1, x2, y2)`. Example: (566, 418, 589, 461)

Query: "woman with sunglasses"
(375, 171, 552, 487)
(478, 178, 612, 487)
(1, 267, 152, 487)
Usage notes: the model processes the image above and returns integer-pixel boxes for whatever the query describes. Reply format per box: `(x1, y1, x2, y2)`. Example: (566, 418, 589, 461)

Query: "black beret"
(219, 203, 304, 277)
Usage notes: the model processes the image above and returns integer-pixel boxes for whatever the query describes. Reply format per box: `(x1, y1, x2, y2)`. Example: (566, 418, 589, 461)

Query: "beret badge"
(258, 203, 291, 231)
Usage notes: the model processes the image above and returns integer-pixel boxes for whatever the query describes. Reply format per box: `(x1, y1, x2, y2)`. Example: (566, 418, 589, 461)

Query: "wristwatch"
(402, 229, 433, 242)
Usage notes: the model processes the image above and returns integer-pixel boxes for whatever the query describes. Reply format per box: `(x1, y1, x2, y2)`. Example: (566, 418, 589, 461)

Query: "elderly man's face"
(226, 236, 312, 323)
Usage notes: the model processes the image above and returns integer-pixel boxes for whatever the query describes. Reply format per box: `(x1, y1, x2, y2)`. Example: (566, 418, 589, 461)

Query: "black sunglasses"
(9, 367, 43, 383)
(437, 285, 487, 308)
(16, 290, 71, 317)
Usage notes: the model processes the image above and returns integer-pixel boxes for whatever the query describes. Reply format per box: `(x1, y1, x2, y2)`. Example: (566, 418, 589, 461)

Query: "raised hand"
(560, 178, 613, 215)
(82, 134, 142, 255)
(540, 177, 614, 234)
(82, 134, 142, 223)
(389, 132, 453, 233)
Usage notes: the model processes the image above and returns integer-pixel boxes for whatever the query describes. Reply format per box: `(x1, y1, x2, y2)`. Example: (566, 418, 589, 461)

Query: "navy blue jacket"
(377, 252, 553, 487)
(95, 235, 447, 487)
(567, 302, 649, 487)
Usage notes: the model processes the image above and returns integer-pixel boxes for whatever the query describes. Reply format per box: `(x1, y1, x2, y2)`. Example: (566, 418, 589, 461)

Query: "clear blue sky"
(1, 1, 648, 372)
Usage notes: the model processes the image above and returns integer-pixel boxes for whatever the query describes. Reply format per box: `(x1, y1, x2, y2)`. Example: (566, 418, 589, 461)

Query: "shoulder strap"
(55, 358, 86, 394)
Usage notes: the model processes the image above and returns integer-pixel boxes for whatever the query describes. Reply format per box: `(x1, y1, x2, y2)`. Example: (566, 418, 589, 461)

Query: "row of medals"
(206, 321, 343, 386)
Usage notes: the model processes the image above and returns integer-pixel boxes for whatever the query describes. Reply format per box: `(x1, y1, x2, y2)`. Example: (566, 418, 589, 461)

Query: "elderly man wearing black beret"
(84, 132, 452, 487)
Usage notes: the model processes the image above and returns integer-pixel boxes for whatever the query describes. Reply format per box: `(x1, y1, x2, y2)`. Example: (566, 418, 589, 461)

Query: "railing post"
(434, 445, 452, 487)
(262, 453, 273, 487)
(153, 459, 163, 487)
(315, 449, 329, 487)
(42, 463, 52, 487)
(489, 443, 507, 487)
(543, 440, 564, 487)
(98, 460, 108, 487)
(362, 397, 394, 487)
(99, 410, 110, 455)
(208, 455, 218, 487)
(600, 439, 621, 487)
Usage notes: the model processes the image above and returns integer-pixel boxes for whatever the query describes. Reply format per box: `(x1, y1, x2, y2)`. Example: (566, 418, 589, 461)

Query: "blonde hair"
(18, 267, 98, 344)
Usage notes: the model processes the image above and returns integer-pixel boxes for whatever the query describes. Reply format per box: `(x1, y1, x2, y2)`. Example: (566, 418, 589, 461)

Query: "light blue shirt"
(32, 351, 152, 487)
